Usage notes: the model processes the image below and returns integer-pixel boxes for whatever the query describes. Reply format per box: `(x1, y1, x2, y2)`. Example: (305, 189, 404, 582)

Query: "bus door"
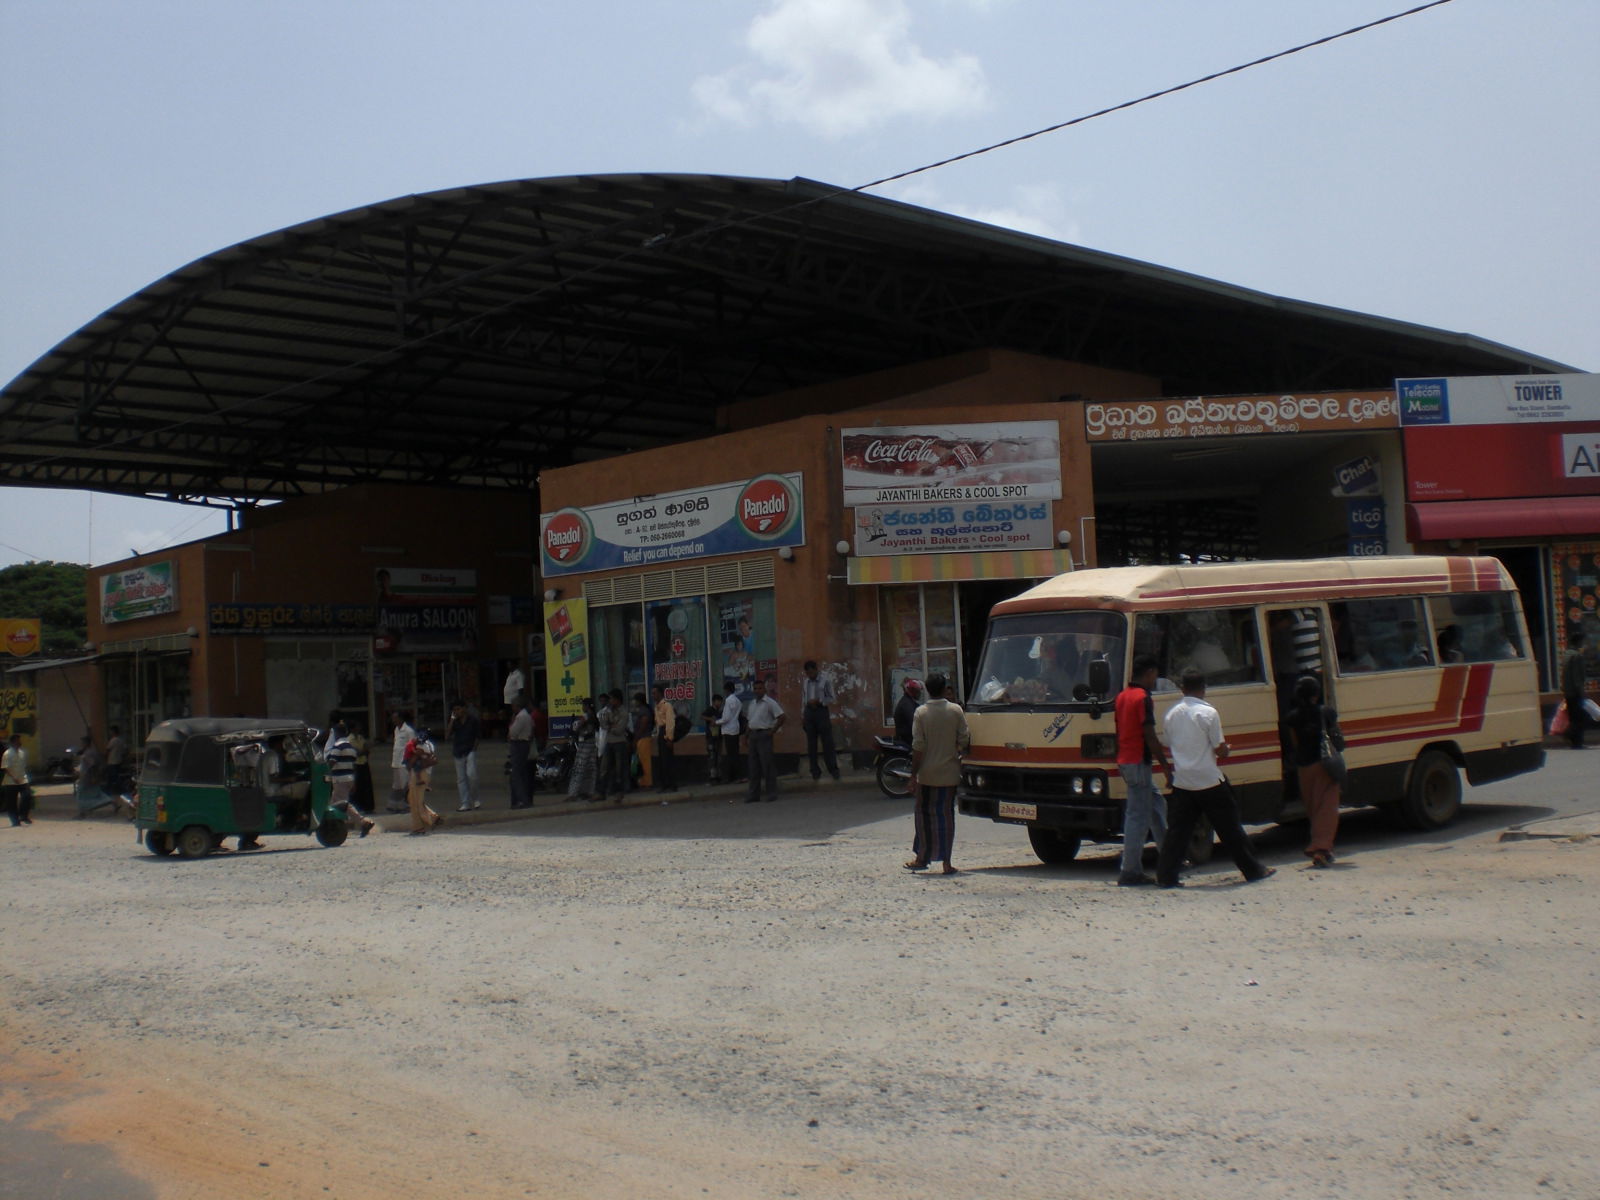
(1265, 604, 1333, 803)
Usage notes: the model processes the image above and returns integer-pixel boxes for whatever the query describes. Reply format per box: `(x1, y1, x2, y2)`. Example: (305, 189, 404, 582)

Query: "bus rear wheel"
(315, 818, 349, 848)
(1401, 750, 1461, 830)
(1028, 827, 1081, 864)
(176, 826, 213, 858)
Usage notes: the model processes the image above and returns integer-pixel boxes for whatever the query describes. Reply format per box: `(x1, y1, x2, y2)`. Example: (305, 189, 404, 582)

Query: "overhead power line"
(853, 0, 1458, 194)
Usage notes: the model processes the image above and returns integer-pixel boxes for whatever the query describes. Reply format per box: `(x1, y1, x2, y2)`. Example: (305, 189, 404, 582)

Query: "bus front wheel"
(1028, 827, 1081, 864)
(1401, 750, 1461, 830)
(146, 831, 175, 856)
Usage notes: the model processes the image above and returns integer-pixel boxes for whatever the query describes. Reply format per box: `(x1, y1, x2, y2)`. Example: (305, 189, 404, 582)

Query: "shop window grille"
(642, 571, 676, 600)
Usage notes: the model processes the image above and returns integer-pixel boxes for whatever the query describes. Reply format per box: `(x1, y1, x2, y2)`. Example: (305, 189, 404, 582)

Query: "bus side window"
(1137, 607, 1263, 688)
(1428, 593, 1524, 662)
(1340, 597, 1432, 671)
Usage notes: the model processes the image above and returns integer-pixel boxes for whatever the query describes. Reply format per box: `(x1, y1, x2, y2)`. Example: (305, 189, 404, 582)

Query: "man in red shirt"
(1114, 656, 1172, 886)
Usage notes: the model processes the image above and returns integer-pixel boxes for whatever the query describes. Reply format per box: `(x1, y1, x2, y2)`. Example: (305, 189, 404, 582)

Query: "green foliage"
(0, 561, 89, 653)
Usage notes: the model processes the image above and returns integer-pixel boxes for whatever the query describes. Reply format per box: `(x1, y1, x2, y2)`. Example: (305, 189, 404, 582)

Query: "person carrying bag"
(1288, 675, 1343, 868)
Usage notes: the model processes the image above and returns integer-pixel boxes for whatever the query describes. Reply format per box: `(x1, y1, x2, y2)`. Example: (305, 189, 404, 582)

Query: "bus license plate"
(998, 802, 1037, 821)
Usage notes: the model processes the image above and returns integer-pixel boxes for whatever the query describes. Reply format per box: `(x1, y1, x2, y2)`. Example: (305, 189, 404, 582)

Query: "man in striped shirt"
(325, 721, 375, 838)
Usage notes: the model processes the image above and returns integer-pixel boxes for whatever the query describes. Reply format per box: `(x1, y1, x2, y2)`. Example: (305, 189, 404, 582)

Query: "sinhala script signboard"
(100, 562, 177, 625)
(541, 474, 804, 577)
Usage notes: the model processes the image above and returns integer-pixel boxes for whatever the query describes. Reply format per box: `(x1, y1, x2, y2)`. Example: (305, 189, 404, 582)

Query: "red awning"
(1406, 497, 1600, 542)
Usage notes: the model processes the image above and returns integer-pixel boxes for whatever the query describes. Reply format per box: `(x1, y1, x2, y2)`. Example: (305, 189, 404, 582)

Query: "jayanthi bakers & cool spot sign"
(540, 473, 805, 577)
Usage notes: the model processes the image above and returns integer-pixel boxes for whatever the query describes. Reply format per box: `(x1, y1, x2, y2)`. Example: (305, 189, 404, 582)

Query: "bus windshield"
(970, 611, 1128, 708)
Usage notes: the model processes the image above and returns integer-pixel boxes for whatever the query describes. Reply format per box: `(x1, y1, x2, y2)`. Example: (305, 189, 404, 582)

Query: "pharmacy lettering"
(100, 561, 177, 625)
(853, 501, 1054, 556)
(540, 473, 805, 577)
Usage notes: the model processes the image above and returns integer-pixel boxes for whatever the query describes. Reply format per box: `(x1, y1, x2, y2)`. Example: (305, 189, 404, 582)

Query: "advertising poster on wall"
(0, 678, 39, 764)
(840, 421, 1060, 505)
(1, 619, 41, 658)
(375, 567, 479, 653)
(712, 590, 777, 698)
(540, 474, 805, 578)
(851, 500, 1054, 556)
(100, 562, 177, 624)
(543, 598, 591, 739)
(646, 597, 708, 728)
(1553, 544, 1600, 699)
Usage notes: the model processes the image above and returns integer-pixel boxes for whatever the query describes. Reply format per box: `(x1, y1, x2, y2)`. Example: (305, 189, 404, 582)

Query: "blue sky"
(3, 0, 1596, 569)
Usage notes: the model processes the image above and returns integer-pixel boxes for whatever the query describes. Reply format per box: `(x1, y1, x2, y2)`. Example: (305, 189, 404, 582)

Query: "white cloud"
(887, 180, 1083, 244)
(692, 0, 988, 138)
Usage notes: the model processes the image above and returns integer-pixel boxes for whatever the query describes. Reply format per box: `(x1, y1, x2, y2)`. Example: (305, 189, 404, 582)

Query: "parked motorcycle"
(534, 740, 573, 792)
(873, 734, 913, 798)
(44, 745, 81, 783)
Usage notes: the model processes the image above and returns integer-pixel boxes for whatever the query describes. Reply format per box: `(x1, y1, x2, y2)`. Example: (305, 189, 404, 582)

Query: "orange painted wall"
(86, 485, 535, 733)
(541, 350, 1155, 754)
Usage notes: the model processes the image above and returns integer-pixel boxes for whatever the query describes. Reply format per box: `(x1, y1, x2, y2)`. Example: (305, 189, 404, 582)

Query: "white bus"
(958, 556, 1545, 864)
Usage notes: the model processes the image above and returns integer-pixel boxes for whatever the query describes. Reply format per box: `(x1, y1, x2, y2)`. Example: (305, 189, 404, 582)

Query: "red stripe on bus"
(969, 665, 1497, 768)
(1141, 575, 1450, 600)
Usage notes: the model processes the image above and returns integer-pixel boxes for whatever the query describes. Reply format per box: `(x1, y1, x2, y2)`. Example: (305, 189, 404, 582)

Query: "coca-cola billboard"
(840, 421, 1061, 505)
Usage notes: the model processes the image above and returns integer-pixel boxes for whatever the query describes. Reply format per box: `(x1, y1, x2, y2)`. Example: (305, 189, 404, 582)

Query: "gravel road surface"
(3, 751, 1596, 1199)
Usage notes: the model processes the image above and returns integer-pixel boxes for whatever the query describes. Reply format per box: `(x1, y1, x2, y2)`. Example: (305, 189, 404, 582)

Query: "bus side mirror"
(1088, 659, 1111, 697)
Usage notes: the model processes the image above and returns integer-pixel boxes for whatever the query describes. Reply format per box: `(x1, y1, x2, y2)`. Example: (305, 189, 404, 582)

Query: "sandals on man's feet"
(903, 860, 928, 871)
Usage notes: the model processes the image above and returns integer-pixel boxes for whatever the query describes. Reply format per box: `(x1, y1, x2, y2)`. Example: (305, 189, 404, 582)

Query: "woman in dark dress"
(1287, 675, 1343, 867)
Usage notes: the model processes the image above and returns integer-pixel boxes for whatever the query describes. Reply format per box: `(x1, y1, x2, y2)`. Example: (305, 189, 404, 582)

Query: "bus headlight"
(1071, 776, 1085, 796)
(1089, 776, 1105, 796)
(972, 773, 987, 789)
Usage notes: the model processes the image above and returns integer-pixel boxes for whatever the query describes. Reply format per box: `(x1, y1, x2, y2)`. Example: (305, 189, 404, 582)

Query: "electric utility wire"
(15, 0, 1456, 475)
(852, 0, 1456, 194)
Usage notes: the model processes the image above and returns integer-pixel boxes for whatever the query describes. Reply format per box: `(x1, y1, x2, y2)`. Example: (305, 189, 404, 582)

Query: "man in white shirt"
(716, 680, 743, 784)
(742, 676, 786, 802)
(1155, 670, 1275, 888)
(507, 699, 535, 808)
(3, 734, 34, 826)
(387, 710, 414, 813)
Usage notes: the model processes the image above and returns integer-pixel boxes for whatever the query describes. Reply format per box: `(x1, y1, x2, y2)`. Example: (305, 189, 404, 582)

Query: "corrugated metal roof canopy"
(0, 173, 1570, 505)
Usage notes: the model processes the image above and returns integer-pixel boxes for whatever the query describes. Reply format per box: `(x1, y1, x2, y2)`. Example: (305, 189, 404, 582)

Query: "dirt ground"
(3, 760, 1597, 1200)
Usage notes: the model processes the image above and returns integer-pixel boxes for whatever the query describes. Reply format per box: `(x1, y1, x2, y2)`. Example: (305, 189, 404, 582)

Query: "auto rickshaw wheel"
(146, 831, 175, 856)
(176, 826, 213, 859)
(315, 818, 349, 848)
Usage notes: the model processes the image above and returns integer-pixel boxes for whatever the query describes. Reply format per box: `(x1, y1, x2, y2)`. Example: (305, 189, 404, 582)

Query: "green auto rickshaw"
(135, 718, 349, 858)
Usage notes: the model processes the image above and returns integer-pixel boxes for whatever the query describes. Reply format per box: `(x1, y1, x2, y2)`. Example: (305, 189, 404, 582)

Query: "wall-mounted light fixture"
(543, 587, 560, 602)
(186, 626, 200, 639)
(777, 546, 795, 561)
(1055, 530, 1072, 546)
(835, 540, 851, 556)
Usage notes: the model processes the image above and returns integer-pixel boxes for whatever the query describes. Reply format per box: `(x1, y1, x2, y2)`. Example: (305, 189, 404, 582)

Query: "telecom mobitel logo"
(1398, 378, 1450, 425)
